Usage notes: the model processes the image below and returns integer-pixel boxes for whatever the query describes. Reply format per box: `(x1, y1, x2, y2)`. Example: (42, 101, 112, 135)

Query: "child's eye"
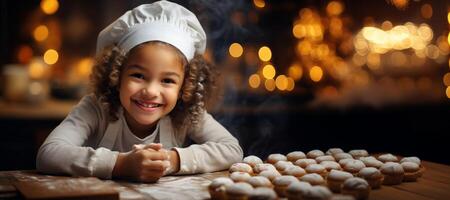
(130, 73, 145, 79)
(162, 78, 176, 84)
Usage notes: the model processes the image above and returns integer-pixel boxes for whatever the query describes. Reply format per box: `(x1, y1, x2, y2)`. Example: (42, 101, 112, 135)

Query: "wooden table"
(1, 160, 449, 200)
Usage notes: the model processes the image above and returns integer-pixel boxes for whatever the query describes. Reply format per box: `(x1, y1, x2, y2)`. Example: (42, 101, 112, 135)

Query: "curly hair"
(89, 42, 217, 133)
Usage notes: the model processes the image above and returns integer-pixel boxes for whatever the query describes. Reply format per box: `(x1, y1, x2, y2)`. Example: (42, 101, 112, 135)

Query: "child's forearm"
(112, 153, 127, 178)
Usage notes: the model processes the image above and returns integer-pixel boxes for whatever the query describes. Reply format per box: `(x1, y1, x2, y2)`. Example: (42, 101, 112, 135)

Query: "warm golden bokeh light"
(43, 49, 59, 65)
(17, 45, 33, 64)
(253, 0, 265, 8)
(420, 4, 433, 19)
(275, 75, 288, 91)
(448, 32, 450, 45)
(286, 77, 295, 91)
(229, 43, 244, 58)
(33, 25, 49, 42)
(288, 63, 303, 81)
(389, 0, 409, 10)
(448, 12, 450, 24)
(76, 58, 94, 77)
(264, 79, 276, 91)
(258, 46, 272, 62)
(310, 66, 323, 82)
(446, 86, 450, 99)
(326, 1, 344, 16)
(358, 23, 433, 55)
(293, 24, 306, 39)
(29, 60, 46, 79)
(444, 73, 450, 86)
(40, 0, 59, 15)
(367, 53, 381, 70)
(249, 74, 261, 89)
(262, 64, 276, 79)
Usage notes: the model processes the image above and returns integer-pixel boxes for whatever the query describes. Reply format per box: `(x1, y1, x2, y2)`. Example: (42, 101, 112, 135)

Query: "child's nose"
(142, 82, 160, 96)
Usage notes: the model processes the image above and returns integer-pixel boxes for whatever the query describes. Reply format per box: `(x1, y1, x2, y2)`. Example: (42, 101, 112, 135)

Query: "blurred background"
(0, 0, 449, 170)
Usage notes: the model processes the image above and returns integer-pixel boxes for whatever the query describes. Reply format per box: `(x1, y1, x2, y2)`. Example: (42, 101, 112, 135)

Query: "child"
(36, 1, 243, 182)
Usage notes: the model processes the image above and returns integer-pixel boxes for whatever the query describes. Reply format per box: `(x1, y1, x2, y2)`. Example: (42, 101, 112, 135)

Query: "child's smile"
(133, 99, 162, 111)
(119, 42, 185, 137)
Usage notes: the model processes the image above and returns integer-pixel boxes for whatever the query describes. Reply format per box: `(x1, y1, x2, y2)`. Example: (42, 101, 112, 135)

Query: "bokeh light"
(447, 86, 450, 99)
(76, 58, 94, 77)
(444, 73, 450, 86)
(258, 46, 272, 62)
(29, 59, 46, 79)
(420, 4, 432, 19)
(275, 75, 288, 91)
(288, 63, 303, 81)
(43, 49, 59, 65)
(33, 25, 49, 42)
(326, 1, 344, 16)
(17, 45, 33, 64)
(262, 64, 276, 79)
(249, 74, 261, 89)
(286, 77, 295, 91)
(253, 0, 265, 8)
(229, 43, 244, 58)
(310, 66, 323, 82)
(40, 0, 59, 15)
(264, 79, 276, 91)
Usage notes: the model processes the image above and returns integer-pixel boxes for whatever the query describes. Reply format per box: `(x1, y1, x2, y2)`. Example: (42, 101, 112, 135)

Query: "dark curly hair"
(89, 41, 217, 133)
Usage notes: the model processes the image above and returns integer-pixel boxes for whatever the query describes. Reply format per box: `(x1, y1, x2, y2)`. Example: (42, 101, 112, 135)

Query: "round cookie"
(348, 150, 369, 159)
(230, 172, 252, 182)
(299, 173, 325, 186)
(230, 163, 254, 174)
(273, 175, 299, 197)
(341, 177, 371, 200)
(209, 177, 234, 200)
(287, 151, 307, 162)
(295, 159, 317, 168)
(357, 167, 383, 189)
(307, 150, 325, 159)
(327, 169, 353, 193)
(243, 155, 263, 168)
(326, 148, 345, 155)
(267, 154, 287, 164)
(225, 182, 254, 200)
(378, 153, 398, 163)
(380, 162, 404, 185)
(249, 187, 277, 200)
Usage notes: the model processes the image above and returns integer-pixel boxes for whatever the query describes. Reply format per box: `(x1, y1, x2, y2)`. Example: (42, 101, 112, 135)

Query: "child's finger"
(143, 160, 170, 171)
(132, 144, 146, 150)
(145, 143, 163, 151)
(143, 150, 169, 161)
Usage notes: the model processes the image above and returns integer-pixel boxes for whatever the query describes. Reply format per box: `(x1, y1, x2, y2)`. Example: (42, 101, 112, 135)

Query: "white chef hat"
(96, 0, 206, 61)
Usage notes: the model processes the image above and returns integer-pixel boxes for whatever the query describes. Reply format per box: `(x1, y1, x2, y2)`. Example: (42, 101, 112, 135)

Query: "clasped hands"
(112, 143, 179, 183)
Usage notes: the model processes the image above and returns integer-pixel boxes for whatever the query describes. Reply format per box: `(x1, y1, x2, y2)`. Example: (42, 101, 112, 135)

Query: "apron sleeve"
(36, 95, 119, 179)
(173, 112, 243, 174)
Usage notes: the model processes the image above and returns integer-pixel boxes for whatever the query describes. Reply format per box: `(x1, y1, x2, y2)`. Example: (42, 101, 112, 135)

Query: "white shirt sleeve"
(173, 112, 243, 174)
(36, 95, 119, 179)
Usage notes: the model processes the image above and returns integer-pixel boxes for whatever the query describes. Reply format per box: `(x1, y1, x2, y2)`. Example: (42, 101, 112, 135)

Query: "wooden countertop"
(1, 160, 449, 200)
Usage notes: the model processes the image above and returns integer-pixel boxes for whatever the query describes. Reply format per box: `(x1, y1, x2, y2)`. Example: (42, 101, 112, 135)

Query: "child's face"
(119, 43, 185, 129)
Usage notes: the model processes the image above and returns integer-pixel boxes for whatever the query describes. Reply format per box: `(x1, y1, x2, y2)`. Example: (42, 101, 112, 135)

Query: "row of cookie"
(209, 175, 362, 200)
(234, 154, 422, 184)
